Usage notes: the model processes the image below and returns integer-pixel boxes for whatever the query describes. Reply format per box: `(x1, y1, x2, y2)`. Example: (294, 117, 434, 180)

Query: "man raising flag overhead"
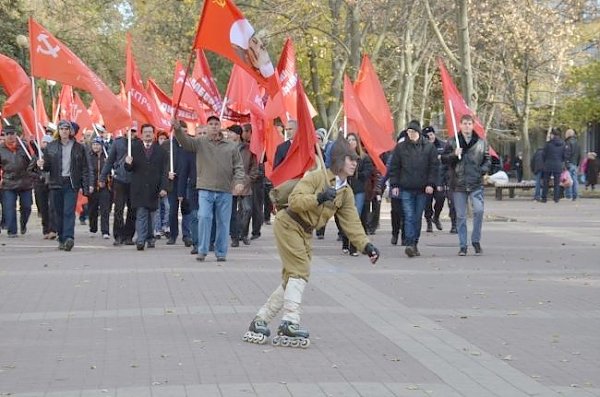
(193, 0, 279, 98)
(29, 18, 130, 132)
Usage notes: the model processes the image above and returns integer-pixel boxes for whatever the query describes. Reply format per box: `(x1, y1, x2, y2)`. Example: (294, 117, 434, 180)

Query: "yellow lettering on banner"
(213, 0, 226, 7)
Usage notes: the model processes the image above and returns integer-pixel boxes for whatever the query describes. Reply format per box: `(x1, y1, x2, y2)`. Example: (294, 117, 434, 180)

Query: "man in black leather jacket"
(36, 120, 90, 251)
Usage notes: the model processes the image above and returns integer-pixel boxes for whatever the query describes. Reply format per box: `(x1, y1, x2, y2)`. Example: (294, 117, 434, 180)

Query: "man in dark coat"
(273, 120, 297, 169)
(389, 120, 439, 257)
(541, 128, 565, 203)
(124, 124, 169, 250)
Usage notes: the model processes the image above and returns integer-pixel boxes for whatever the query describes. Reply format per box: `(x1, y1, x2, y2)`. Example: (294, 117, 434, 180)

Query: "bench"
(493, 182, 535, 200)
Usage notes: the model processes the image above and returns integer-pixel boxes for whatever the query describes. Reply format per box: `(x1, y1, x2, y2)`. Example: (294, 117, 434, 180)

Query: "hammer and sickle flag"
(28, 18, 131, 131)
(193, 0, 280, 98)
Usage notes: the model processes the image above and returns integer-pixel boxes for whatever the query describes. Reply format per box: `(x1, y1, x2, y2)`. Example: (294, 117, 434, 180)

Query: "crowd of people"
(4, 114, 597, 344)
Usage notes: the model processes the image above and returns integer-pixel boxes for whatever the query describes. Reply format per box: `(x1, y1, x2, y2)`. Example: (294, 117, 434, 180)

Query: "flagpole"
(219, 96, 228, 120)
(343, 115, 348, 139)
(172, 51, 195, 121)
(31, 77, 42, 157)
(448, 100, 461, 160)
(16, 136, 33, 161)
(325, 107, 343, 141)
(127, 91, 132, 156)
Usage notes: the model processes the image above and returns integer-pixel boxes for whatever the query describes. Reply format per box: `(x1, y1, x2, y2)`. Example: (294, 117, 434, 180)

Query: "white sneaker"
(102, 234, 110, 239)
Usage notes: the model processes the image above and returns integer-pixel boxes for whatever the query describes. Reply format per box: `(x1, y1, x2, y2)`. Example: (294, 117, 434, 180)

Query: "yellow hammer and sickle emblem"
(213, 0, 226, 7)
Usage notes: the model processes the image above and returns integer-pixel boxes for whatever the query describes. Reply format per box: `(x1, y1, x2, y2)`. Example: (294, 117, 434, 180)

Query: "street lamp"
(15, 34, 29, 71)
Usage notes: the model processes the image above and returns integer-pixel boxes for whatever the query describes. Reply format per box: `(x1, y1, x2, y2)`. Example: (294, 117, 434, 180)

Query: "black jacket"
(273, 140, 292, 169)
(42, 139, 89, 191)
(348, 155, 373, 195)
(441, 133, 490, 192)
(100, 136, 132, 184)
(88, 150, 108, 192)
(0, 144, 35, 191)
(564, 136, 581, 166)
(389, 137, 439, 191)
(124, 140, 169, 210)
(543, 137, 565, 173)
(530, 148, 545, 174)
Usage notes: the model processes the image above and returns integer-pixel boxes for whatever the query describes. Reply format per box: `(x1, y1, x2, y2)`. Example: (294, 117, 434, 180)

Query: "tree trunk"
(521, 69, 532, 180)
(348, 2, 362, 79)
(307, 44, 328, 128)
(456, 0, 476, 109)
(419, 56, 434, 126)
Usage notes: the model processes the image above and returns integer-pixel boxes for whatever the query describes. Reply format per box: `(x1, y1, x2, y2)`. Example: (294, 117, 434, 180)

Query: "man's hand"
(89, 186, 95, 194)
(436, 186, 444, 192)
(171, 119, 181, 130)
(98, 181, 106, 189)
(125, 155, 133, 165)
(159, 189, 167, 198)
(36, 158, 44, 169)
(316, 187, 336, 205)
(454, 147, 463, 157)
(178, 197, 183, 202)
(168, 171, 176, 180)
(425, 186, 434, 195)
(233, 183, 244, 196)
(391, 187, 400, 197)
(363, 243, 380, 264)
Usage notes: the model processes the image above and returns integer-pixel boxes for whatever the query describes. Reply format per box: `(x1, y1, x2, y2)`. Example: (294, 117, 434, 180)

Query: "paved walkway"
(0, 197, 598, 396)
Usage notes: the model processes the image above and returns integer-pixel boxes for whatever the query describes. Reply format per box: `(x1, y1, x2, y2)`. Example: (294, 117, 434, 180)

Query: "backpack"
(269, 178, 301, 210)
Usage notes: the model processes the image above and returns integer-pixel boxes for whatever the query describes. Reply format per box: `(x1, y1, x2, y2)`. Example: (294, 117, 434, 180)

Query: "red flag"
(148, 79, 198, 123)
(343, 75, 394, 175)
(248, 112, 265, 158)
(269, 80, 317, 187)
(88, 99, 104, 125)
(172, 60, 206, 120)
(225, 64, 265, 115)
(438, 59, 498, 158)
(72, 92, 93, 139)
(190, 50, 223, 113)
(126, 34, 170, 130)
(0, 54, 32, 118)
(29, 18, 130, 131)
(57, 84, 73, 121)
(276, 38, 317, 119)
(36, 88, 49, 127)
(354, 55, 394, 135)
(193, 0, 279, 97)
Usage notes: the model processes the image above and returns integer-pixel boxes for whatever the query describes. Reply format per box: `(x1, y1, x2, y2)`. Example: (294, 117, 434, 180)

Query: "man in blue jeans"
(389, 120, 439, 258)
(173, 116, 245, 262)
(36, 120, 90, 251)
(0, 126, 35, 238)
(441, 115, 490, 256)
(564, 128, 581, 201)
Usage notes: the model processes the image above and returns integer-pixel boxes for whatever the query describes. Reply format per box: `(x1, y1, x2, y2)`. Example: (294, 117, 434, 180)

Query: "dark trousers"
(135, 207, 156, 244)
(446, 188, 457, 226)
(391, 197, 405, 241)
(251, 180, 264, 236)
(424, 189, 446, 221)
(263, 179, 273, 222)
(2, 189, 32, 235)
(88, 188, 111, 235)
(51, 180, 77, 242)
(362, 197, 381, 234)
(168, 187, 191, 241)
(34, 184, 55, 235)
(230, 195, 252, 239)
(543, 172, 561, 202)
(112, 180, 136, 242)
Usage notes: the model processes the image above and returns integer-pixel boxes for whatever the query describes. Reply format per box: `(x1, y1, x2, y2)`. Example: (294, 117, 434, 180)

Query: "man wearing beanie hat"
(242, 135, 380, 347)
(35, 120, 90, 251)
(389, 120, 439, 258)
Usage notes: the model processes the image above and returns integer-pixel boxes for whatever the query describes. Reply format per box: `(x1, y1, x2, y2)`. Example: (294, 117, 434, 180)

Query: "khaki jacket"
(287, 169, 370, 253)
(174, 127, 245, 193)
